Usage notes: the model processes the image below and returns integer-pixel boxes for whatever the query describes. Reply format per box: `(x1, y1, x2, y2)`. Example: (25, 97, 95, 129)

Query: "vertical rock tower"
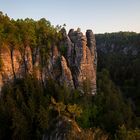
(64, 29, 97, 94)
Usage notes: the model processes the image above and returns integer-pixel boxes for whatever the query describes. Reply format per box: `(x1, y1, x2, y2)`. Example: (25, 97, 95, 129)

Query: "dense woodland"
(96, 32, 140, 139)
(0, 12, 140, 139)
(96, 32, 140, 121)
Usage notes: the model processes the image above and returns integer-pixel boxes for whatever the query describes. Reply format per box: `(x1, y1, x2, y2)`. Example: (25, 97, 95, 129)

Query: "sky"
(0, 0, 140, 33)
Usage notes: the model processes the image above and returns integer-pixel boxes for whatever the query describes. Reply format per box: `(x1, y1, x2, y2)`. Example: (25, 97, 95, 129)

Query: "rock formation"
(67, 29, 97, 94)
(0, 29, 97, 94)
(43, 116, 108, 140)
(60, 56, 74, 88)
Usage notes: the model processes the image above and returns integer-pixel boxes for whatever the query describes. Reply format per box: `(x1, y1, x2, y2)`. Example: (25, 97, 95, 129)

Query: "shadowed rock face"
(60, 56, 74, 88)
(43, 116, 108, 140)
(67, 29, 97, 94)
(42, 116, 81, 140)
(86, 30, 97, 68)
(0, 29, 97, 94)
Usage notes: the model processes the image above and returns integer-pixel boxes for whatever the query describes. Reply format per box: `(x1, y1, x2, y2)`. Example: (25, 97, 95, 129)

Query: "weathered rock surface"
(0, 46, 33, 91)
(42, 116, 108, 140)
(86, 30, 97, 68)
(60, 56, 74, 88)
(0, 29, 97, 94)
(43, 116, 82, 140)
(67, 29, 97, 94)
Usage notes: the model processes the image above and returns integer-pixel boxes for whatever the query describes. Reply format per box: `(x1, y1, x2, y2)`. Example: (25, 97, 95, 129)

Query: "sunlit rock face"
(0, 29, 97, 94)
(0, 46, 33, 91)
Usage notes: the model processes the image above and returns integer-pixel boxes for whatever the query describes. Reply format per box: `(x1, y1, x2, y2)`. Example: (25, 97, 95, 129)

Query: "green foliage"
(60, 45, 67, 56)
(67, 104, 82, 120)
(0, 75, 84, 139)
(0, 12, 64, 71)
(82, 78, 92, 94)
(115, 125, 140, 140)
(50, 97, 82, 120)
(37, 106, 49, 131)
(0, 12, 140, 139)
(77, 106, 92, 128)
(0, 75, 50, 140)
(94, 69, 135, 133)
(96, 32, 139, 47)
(50, 97, 66, 116)
(96, 32, 140, 129)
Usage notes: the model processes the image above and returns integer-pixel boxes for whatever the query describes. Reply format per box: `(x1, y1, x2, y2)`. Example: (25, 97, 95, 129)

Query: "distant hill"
(96, 32, 140, 117)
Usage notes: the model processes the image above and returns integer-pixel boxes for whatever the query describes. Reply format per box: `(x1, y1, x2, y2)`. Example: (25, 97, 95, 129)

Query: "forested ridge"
(0, 12, 140, 140)
(96, 32, 140, 139)
(96, 32, 140, 118)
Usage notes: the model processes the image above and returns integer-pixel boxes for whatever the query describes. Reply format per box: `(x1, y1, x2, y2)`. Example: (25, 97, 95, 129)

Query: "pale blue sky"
(0, 0, 140, 33)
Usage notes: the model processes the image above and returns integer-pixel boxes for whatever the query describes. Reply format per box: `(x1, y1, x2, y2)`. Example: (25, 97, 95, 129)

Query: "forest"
(0, 12, 140, 140)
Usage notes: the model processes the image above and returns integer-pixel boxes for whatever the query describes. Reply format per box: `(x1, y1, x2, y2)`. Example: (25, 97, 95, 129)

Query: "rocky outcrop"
(60, 56, 74, 88)
(43, 116, 108, 140)
(67, 29, 97, 94)
(86, 30, 97, 68)
(0, 29, 97, 94)
(0, 46, 33, 91)
(43, 116, 82, 140)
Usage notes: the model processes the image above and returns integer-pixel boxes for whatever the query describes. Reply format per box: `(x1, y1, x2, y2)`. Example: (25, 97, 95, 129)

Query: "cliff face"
(0, 29, 97, 94)
(67, 29, 97, 93)
(0, 45, 33, 91)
